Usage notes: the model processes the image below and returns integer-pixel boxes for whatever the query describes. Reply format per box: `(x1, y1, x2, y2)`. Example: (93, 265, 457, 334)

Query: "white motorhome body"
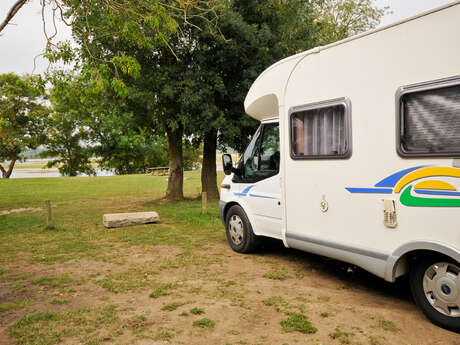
(219, 2, 460, 332)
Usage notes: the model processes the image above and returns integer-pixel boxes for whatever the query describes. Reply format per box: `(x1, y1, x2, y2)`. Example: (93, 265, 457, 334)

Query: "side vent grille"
(383, 200, 397, 229)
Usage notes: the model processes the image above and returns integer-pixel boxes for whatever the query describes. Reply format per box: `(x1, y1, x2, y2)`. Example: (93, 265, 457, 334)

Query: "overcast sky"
(0, 0, 456, 75)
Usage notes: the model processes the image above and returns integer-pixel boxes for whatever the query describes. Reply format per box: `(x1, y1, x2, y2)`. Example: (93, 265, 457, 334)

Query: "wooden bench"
(147, 167, 169, 176)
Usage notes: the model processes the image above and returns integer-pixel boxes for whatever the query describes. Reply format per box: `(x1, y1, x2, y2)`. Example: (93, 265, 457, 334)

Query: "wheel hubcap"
(423, 262, 460, 317)
(228, 215, 244, 245)
(441, 284, 451, 295)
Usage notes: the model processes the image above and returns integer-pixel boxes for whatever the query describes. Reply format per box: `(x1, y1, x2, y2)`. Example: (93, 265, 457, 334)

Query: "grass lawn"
(0, 172, 457, 345)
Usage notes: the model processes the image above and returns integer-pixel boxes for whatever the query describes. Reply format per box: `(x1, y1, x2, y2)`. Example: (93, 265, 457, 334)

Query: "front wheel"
(225, 205, 260, 253)
(410, 255, 460, 333)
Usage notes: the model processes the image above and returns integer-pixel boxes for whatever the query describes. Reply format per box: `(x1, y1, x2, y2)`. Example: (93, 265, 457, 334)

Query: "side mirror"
(222, 154, 233, 175)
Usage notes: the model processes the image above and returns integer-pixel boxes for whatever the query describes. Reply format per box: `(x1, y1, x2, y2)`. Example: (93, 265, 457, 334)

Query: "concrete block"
(103, 212, 159, 228)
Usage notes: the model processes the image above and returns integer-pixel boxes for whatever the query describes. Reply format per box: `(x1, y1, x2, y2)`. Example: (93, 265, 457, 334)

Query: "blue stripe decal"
(346, 188, 393, 194)
(234, 185, 255, 197)
(374, 166, 425, 187)
(241, 185, 255, 194)
(414, 189, 460, 197)
(248, 194, 276, 199)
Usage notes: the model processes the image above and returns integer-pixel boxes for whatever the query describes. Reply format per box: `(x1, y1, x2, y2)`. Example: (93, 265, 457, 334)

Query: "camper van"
(219, 2, 460, 332)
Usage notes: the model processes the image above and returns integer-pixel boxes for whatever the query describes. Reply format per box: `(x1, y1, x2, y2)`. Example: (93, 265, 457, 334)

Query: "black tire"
(225, 205, 260, 253)
(409, 255, 460, 333)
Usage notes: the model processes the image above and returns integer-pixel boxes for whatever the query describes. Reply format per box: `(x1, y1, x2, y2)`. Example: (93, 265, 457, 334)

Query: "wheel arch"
(385, 241, 460, 282)
(222, 200, 263, 237)
(223, 201, 241, 222)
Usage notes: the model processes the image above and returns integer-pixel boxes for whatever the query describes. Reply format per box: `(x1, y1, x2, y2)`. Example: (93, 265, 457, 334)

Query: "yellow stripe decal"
(413, 180, 457, 191)
(394, 167, 460, 193)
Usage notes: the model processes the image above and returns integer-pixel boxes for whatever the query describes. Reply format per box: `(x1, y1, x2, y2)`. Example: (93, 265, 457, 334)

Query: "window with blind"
(290, 98, 352, 159)
(397, 77, 460, 157)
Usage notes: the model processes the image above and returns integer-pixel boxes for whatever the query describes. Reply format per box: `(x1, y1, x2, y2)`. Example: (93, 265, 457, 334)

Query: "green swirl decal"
(400, 186, 460, 207)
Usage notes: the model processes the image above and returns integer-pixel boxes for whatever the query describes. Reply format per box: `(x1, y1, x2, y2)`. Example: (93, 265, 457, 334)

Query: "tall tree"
(41, 72, 94, 177)
(56, 0, 221, 200)
(46, 70, 173, 176)
(40, 111, 95, 177)
(0, 73, 48, 178)
(181, 0, 318, 200)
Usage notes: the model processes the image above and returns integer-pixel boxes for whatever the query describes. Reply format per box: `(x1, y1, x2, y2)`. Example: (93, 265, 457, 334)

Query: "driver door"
(234, 122, 283, 239)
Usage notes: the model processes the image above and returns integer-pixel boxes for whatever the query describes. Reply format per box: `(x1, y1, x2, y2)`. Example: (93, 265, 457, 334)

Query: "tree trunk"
(0, 158, 16, 179)
(201, 129, 219, 200)
(165, 127, 184, 200)
(0, 165, 6, 179)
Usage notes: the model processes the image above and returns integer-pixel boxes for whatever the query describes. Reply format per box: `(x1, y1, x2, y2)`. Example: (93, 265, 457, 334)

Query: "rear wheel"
(410, 255, 460, 333)
(225, 205, 260, 253)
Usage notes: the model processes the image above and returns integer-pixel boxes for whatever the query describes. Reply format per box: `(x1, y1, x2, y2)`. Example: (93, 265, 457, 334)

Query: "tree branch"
(0, 0, 28, 34)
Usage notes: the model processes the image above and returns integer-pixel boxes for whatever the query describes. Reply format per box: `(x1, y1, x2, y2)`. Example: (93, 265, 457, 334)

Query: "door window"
(235, 122, 280, 183)
(259, 123, 280, 173)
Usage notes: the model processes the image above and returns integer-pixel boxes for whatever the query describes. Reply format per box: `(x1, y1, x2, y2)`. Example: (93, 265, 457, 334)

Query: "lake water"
(10, 168, 115, 179)
(4, 159, 221, 179)
(2, 159, 115, 179)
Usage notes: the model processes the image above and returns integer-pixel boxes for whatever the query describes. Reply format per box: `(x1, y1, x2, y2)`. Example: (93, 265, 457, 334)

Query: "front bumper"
(219, 200, 227, 225)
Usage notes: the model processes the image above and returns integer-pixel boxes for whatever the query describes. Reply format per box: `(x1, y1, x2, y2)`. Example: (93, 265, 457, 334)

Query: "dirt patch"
(0, 208, 42, 216)
(1, 242, 459, 345)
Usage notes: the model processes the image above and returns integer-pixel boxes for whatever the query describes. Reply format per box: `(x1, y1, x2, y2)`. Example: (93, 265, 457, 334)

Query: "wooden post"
(202, 192, 207, 214)
(45, 200, 52, 228)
